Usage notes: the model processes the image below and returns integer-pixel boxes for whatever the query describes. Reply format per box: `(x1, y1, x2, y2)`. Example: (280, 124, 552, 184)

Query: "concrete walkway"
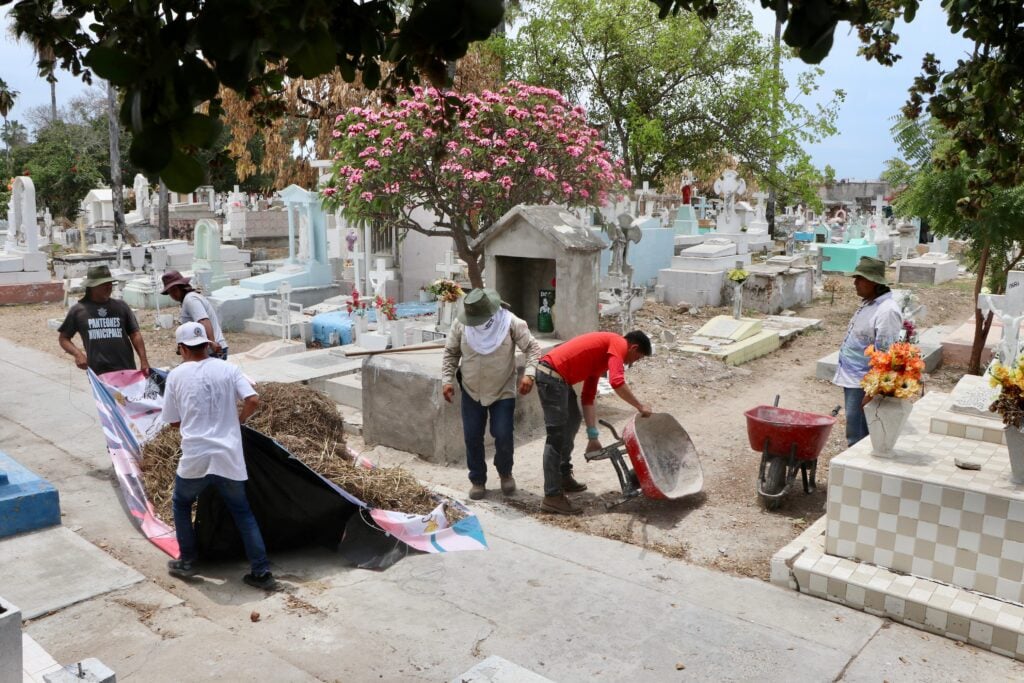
(2, 338, 1022, 681)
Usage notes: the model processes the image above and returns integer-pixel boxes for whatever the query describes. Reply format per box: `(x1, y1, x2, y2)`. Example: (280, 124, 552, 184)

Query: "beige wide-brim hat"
(457, 288, 503, 327)
(849, 256, 889, 286)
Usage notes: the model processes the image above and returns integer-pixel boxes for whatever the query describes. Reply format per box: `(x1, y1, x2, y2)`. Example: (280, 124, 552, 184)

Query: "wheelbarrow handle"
(598, 419, 622, 441)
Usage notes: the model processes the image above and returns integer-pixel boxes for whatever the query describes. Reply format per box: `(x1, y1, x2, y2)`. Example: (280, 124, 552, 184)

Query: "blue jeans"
(844, 387, 869, 447)
(461, 392, 515, 484)
(536, 371, 583, 496)
(172, 474, 270, 575)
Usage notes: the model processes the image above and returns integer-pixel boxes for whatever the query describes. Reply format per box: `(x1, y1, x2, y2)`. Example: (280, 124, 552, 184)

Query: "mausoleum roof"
(472, 205, 605, 253)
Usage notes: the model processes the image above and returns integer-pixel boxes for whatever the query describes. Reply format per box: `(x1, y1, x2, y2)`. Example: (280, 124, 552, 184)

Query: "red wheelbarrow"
(585, 413, 703, 509)
(745, 397, 838, 510)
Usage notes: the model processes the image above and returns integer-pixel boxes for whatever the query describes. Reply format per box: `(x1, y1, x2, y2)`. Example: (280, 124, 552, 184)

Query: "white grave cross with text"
(435, 251, 464, 281)
(980, 271, 1024, 364)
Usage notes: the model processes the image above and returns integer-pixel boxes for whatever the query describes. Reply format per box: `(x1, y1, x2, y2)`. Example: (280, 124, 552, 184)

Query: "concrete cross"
(268, 281, 303, 342)
(693, 196, 708, 220)
(368, 257, 394, 298)
(872, 194, 886, 219)
(434, 251, 464, 281)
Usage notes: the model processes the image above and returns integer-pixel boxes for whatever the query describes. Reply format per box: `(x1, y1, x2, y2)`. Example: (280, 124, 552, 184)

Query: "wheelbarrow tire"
(761, 458, 787, 510)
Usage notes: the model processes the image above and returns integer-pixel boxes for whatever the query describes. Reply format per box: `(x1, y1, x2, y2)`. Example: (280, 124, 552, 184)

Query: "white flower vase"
(1002, 425, 1024, 484)
(437, 300, 456, 331)
(864, 396, 913, 458)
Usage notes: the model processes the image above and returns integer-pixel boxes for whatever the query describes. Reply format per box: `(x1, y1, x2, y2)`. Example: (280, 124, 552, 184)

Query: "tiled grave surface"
(773, 519, 1024, 661)
(773, 388, 1024, 661)
(23, 633, 62, 682)
(826, 392, 1024, 603)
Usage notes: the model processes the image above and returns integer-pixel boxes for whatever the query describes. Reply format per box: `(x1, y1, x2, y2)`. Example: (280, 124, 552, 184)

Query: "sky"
(1, 3, 972, 181)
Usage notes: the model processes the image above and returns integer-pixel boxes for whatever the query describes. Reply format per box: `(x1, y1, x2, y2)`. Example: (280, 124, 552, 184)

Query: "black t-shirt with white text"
(58, 298, 140, 375)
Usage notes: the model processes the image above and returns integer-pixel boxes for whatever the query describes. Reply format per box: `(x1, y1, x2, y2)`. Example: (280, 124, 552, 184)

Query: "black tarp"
(194, 426, 411, 568)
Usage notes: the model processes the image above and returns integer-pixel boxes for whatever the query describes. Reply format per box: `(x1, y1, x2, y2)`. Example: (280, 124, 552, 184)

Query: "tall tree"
(500, 0, 842, 205)
(885, 118, 1024, 375)
(323, 82, 629, 287)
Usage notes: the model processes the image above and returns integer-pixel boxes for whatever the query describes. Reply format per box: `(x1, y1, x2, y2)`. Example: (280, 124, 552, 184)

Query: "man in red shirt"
(534, 330, 653, 514)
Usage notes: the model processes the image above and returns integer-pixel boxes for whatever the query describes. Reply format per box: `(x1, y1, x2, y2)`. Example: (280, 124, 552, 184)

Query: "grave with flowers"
(775, 312, 1024, 660)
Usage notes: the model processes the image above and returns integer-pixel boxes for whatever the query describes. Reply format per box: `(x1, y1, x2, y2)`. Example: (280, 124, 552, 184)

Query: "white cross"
(434, 251, 464, 281)
(347, 246, 364, 292)
(872, 194, 886, 218)
(368, 258, 393, 298)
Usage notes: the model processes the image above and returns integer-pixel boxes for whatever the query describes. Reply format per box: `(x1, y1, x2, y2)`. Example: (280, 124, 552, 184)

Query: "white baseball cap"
(175, 322, 210, 346)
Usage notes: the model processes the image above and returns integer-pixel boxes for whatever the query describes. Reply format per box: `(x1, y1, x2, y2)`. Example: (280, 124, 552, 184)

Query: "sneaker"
(499, 475, 516, 495)
(243, 572, 278, 590)
(561, 472, 588, 493)
(167, 559, 198, 579)
(541, 493, 582, 515)
(469, 482, 486, 500)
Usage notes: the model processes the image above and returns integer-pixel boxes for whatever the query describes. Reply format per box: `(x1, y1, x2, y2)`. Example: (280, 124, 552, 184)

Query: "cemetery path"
(361, 273, 979, 581)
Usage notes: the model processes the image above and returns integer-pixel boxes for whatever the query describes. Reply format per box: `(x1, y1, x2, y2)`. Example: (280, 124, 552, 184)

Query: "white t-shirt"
(161, 358, 257, 481)
(180, 291, 227, 347)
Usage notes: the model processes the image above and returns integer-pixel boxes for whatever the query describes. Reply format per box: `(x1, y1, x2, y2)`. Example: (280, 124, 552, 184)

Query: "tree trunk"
(969, 242, 993, 375)
(107, 82, 125, 240)
(49, 77, 57, 121)
(450, 223, 484, 288)
(158, 180, 170, 240)
(766, 18, 782, 239)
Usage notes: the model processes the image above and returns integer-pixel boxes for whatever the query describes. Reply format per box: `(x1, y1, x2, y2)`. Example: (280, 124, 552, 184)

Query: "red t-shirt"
(541, 332, 628, 405)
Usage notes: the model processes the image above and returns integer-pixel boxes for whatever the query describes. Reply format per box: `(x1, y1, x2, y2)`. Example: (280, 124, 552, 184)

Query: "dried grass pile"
(140, 382, 460, 525)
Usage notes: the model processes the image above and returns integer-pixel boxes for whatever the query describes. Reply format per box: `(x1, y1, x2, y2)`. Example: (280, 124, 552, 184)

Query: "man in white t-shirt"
(161, 270, 229, 359)
(161, 322, 275, 590)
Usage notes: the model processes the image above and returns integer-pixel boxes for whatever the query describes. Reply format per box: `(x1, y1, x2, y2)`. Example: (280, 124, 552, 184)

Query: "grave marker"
(979, 270, 1024, 364)
(367, 257, 394, 298)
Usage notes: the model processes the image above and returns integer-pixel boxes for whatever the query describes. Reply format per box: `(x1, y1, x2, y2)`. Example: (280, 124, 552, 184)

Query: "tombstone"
(129, 246, 146, 271)
(434, 250, 465, 284)
(693, 195, 709, 221)
(713, 170, 746, 232)
(871, 194, 886, 226)
(657, 238, 752, 307)
(191, 219, 231, 292)
(747, 191, 769, 232)
(929, 235, 951, 255)
(477, 205, 604, 339)
(234, 184, 334, 292)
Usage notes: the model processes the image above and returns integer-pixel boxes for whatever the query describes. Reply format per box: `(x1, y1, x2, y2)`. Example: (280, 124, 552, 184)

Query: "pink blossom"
(459, 147, 472, 157)
(358, 146, 378, 158)
(422, 128, 437, 139)
(505, 128, 519, 138)
(399, 131, 414, 142)
(579, 189, 590, 199)
(382, 137, 394, 147)
(367, 129, 380, 138)
(561, 182, 573, 194)
(335, 114, 345, 124)
(495, 156, 509, 168)
(322, 187, 337, 197)
(332, 129, 342, 138)
(360, 191, 375, 201)
(365, 159, 381, 170)
(498, 175, 513, 189)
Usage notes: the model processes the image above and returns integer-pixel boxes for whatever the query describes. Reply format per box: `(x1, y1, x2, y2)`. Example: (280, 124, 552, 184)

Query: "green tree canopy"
(500, 0, 842, 206)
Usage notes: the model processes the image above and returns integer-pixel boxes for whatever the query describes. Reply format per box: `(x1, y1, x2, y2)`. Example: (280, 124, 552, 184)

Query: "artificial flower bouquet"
(375, 295, 397, 320)
(988, 356, 1024, 428)
(428, 278, 464, 303)
(727, 268, 749, 284)
(860, 342, 925, 399)
(346, 288, 369, 316)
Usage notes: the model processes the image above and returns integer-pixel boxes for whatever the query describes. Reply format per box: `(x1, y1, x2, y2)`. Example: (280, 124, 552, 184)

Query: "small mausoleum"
(473, 205, 604, 340)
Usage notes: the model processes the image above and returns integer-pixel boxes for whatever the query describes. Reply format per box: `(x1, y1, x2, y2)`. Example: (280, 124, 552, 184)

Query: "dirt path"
(355, 272, 977, 581)
(0, 272, 978, 581)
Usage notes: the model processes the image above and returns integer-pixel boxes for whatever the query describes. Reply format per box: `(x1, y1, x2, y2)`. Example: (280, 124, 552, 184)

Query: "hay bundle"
(140, 382, 459, 525)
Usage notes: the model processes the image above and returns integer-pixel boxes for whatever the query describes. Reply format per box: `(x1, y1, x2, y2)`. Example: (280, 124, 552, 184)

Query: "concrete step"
(324, 373, 362, 410)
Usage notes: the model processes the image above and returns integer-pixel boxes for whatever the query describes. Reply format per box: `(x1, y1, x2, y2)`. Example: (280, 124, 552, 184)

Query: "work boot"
(499, 475, 517, 495)
(167, 559, 198, 579)
(243, 572, 279, 591)
(561, 472, 588, 493)
(469, 482, 486, 500)
(541, 493, 582, 515)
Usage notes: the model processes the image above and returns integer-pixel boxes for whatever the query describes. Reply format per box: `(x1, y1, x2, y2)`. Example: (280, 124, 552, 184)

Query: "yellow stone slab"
(694, 315, 763, 342)
(680, 330, 780, 366)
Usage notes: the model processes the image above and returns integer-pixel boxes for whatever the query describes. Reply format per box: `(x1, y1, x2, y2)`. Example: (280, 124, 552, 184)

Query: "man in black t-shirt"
(58, 265, 151, 376)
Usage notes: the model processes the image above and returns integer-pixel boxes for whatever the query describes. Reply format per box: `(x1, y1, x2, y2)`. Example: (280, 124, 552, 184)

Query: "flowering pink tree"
(321, 81, 630, 288)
